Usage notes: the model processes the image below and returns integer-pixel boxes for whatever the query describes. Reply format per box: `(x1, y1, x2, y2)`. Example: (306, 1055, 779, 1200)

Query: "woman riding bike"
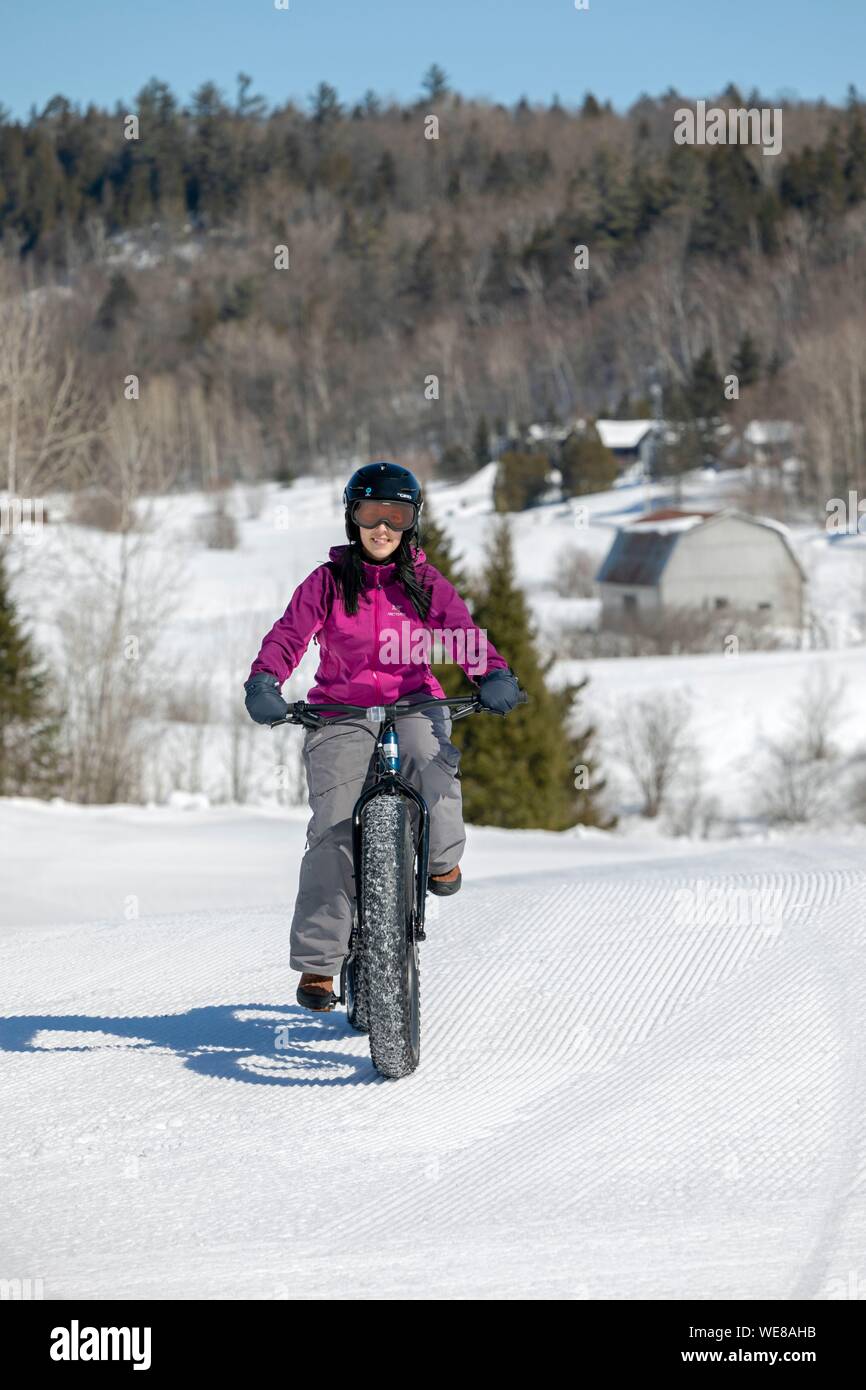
(244, 461, 520, 1011)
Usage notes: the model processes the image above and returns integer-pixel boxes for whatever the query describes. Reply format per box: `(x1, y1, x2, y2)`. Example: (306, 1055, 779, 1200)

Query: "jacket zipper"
(372, 573, 384, 701)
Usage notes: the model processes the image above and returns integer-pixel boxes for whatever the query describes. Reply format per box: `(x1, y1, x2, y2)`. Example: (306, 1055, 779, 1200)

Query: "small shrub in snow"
(663, 777, 724, 838)
(560, 604, 792, 658)
(847, 763, 866, 823)
(613, 690, 697, 819)
(242, 483, 267, 519)
(197, 496, 239, 549)
(552, 544, 597, 598)
(68, 488, 127, 532)
(751, 669, 848, 824)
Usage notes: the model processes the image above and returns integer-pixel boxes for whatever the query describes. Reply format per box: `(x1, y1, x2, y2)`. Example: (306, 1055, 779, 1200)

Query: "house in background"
(594, 419, 661, 475)
(595, 508, 807, 629)
(743, 420, 801, 467)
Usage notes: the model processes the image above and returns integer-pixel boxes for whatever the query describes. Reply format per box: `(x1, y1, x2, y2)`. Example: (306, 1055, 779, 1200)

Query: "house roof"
(744, 420, 796, 446)
(595, 419, 657, 451)
(595, 508, 808, 587)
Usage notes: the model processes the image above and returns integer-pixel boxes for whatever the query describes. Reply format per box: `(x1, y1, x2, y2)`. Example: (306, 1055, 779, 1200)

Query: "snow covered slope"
(3, 812, 865, 1299)
(8, 466, 866, 812)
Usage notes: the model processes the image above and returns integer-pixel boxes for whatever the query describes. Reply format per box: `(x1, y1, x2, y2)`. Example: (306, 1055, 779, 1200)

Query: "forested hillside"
(2, 73, 866, 507)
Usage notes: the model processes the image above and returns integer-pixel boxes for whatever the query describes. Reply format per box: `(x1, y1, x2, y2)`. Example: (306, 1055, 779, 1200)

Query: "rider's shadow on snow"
(0, 1004, 378, 1086)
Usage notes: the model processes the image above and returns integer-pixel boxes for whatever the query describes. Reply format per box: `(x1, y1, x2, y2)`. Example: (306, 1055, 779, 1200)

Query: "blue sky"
(2, 0, 864, 119)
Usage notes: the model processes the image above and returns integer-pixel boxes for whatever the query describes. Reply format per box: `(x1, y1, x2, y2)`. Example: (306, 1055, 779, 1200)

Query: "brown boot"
(296, 972, 337, 1012)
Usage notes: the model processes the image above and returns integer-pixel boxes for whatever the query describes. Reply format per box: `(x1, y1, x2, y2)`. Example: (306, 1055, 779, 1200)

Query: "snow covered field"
(3, 800, 866, 1299)
(7, 463, 866, 813)
(3, 465, 866, 1299)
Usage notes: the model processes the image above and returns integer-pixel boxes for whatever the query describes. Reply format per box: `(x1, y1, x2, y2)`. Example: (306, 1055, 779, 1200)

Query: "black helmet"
(343, 461, 423, 546)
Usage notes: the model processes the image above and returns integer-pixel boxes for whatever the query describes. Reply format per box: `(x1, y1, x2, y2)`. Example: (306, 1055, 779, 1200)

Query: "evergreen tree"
(417, 502, 471, 698)
(492, 450, 549, 511)
(236, 72, 267, 121)
(0, 545, 65, 797)
(559, 424, 618, 496)
(730, 332, 762, 388)
(135, 78, 185, 217)
(484, 151, 514, 194)
(844, 112, 866, 204)
(688, 146, 763, 259)
(418, 502, 469, 591)
(454, 518, 612, 829)
(687, 346, 724, 419)
(361, 89, 382, 118)
(815, 129, 847, 223)
(472, 414, 491, 467)
(664, 349, 726, 473)
(370, 149, 397, 202)
(421, 65, 449, 103)
(779, 144, 821, 216)
(438, 442, 474, 482)
(482, 228, 515, 302)
(94, 271, 138, 333)
(309, 82, 342, 127)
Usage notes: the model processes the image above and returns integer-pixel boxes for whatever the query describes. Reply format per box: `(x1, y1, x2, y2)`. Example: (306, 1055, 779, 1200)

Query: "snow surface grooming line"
(50, 1321, 151, 1370)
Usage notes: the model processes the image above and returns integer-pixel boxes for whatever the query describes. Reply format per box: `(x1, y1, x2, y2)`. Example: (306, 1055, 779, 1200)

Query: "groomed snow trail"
(2, 851, 865, 1300)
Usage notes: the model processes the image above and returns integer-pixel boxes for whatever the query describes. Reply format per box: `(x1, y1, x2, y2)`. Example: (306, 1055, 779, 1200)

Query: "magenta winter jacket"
(248, 544, 509, 706)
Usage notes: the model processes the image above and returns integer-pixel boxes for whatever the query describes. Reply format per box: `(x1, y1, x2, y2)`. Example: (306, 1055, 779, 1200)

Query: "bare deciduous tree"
(552, 543, 597, 598)
(0, 279, 101, 497)
(614, 689, 697, 818)
(751, 668, 848, 824)
(57, 531, 185, 803)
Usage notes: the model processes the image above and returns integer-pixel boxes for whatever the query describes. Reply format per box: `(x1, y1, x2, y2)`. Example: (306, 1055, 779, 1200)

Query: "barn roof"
(595, 508, 807, 587)
(595, 528, 680, 585)
(631, 507, 716, 526)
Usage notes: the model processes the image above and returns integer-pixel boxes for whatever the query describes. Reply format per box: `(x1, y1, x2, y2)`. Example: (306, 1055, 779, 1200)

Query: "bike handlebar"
(269, 688, 529, 730)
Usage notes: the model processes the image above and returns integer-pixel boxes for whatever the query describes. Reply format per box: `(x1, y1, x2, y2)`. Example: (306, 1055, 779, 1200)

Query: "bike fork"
(335, 782, 430, 1007)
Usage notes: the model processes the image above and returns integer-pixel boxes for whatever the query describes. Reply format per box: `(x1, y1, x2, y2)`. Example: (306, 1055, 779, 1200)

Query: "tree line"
(2, 74, 866, 508)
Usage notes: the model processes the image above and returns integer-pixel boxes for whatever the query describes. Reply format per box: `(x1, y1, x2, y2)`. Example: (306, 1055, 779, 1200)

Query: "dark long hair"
(336, 530, 433, 621)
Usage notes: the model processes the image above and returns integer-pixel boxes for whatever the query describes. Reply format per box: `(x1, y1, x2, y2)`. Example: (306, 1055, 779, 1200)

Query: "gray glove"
(244, 671, 289, 725)
(476, 666, 520, 714)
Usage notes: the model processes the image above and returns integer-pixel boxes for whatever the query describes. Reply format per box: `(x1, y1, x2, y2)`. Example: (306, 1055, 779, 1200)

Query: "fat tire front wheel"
(362, 795, 420, 1079)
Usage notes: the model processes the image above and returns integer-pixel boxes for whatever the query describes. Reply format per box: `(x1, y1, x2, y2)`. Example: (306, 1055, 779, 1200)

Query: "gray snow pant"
(290, 692, 465, 976)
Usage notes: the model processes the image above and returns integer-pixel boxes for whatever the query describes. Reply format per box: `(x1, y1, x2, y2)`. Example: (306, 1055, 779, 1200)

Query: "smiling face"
(358, 523, 401, 562)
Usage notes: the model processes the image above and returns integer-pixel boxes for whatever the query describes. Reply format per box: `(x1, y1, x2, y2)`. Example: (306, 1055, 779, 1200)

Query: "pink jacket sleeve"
(248, 564, 335, 686)
(426, 568, 511, 682)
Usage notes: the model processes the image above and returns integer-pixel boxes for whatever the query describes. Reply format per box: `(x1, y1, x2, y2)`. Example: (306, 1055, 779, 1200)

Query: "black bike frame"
(271, 694, 486, 960)
(272, 689, 529, 1009)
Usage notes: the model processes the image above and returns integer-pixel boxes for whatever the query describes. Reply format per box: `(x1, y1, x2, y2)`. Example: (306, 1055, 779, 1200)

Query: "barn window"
(714, 596, 728, 609)
(758, 601, 772, 610)
(622, 594, 637, 613)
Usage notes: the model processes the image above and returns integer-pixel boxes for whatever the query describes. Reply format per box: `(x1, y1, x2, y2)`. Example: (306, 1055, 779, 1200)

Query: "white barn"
(595, 509, 806, 629)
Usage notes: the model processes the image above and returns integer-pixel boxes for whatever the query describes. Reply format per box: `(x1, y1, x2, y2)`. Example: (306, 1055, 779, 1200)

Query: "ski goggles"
(350, 498, 418, 531)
